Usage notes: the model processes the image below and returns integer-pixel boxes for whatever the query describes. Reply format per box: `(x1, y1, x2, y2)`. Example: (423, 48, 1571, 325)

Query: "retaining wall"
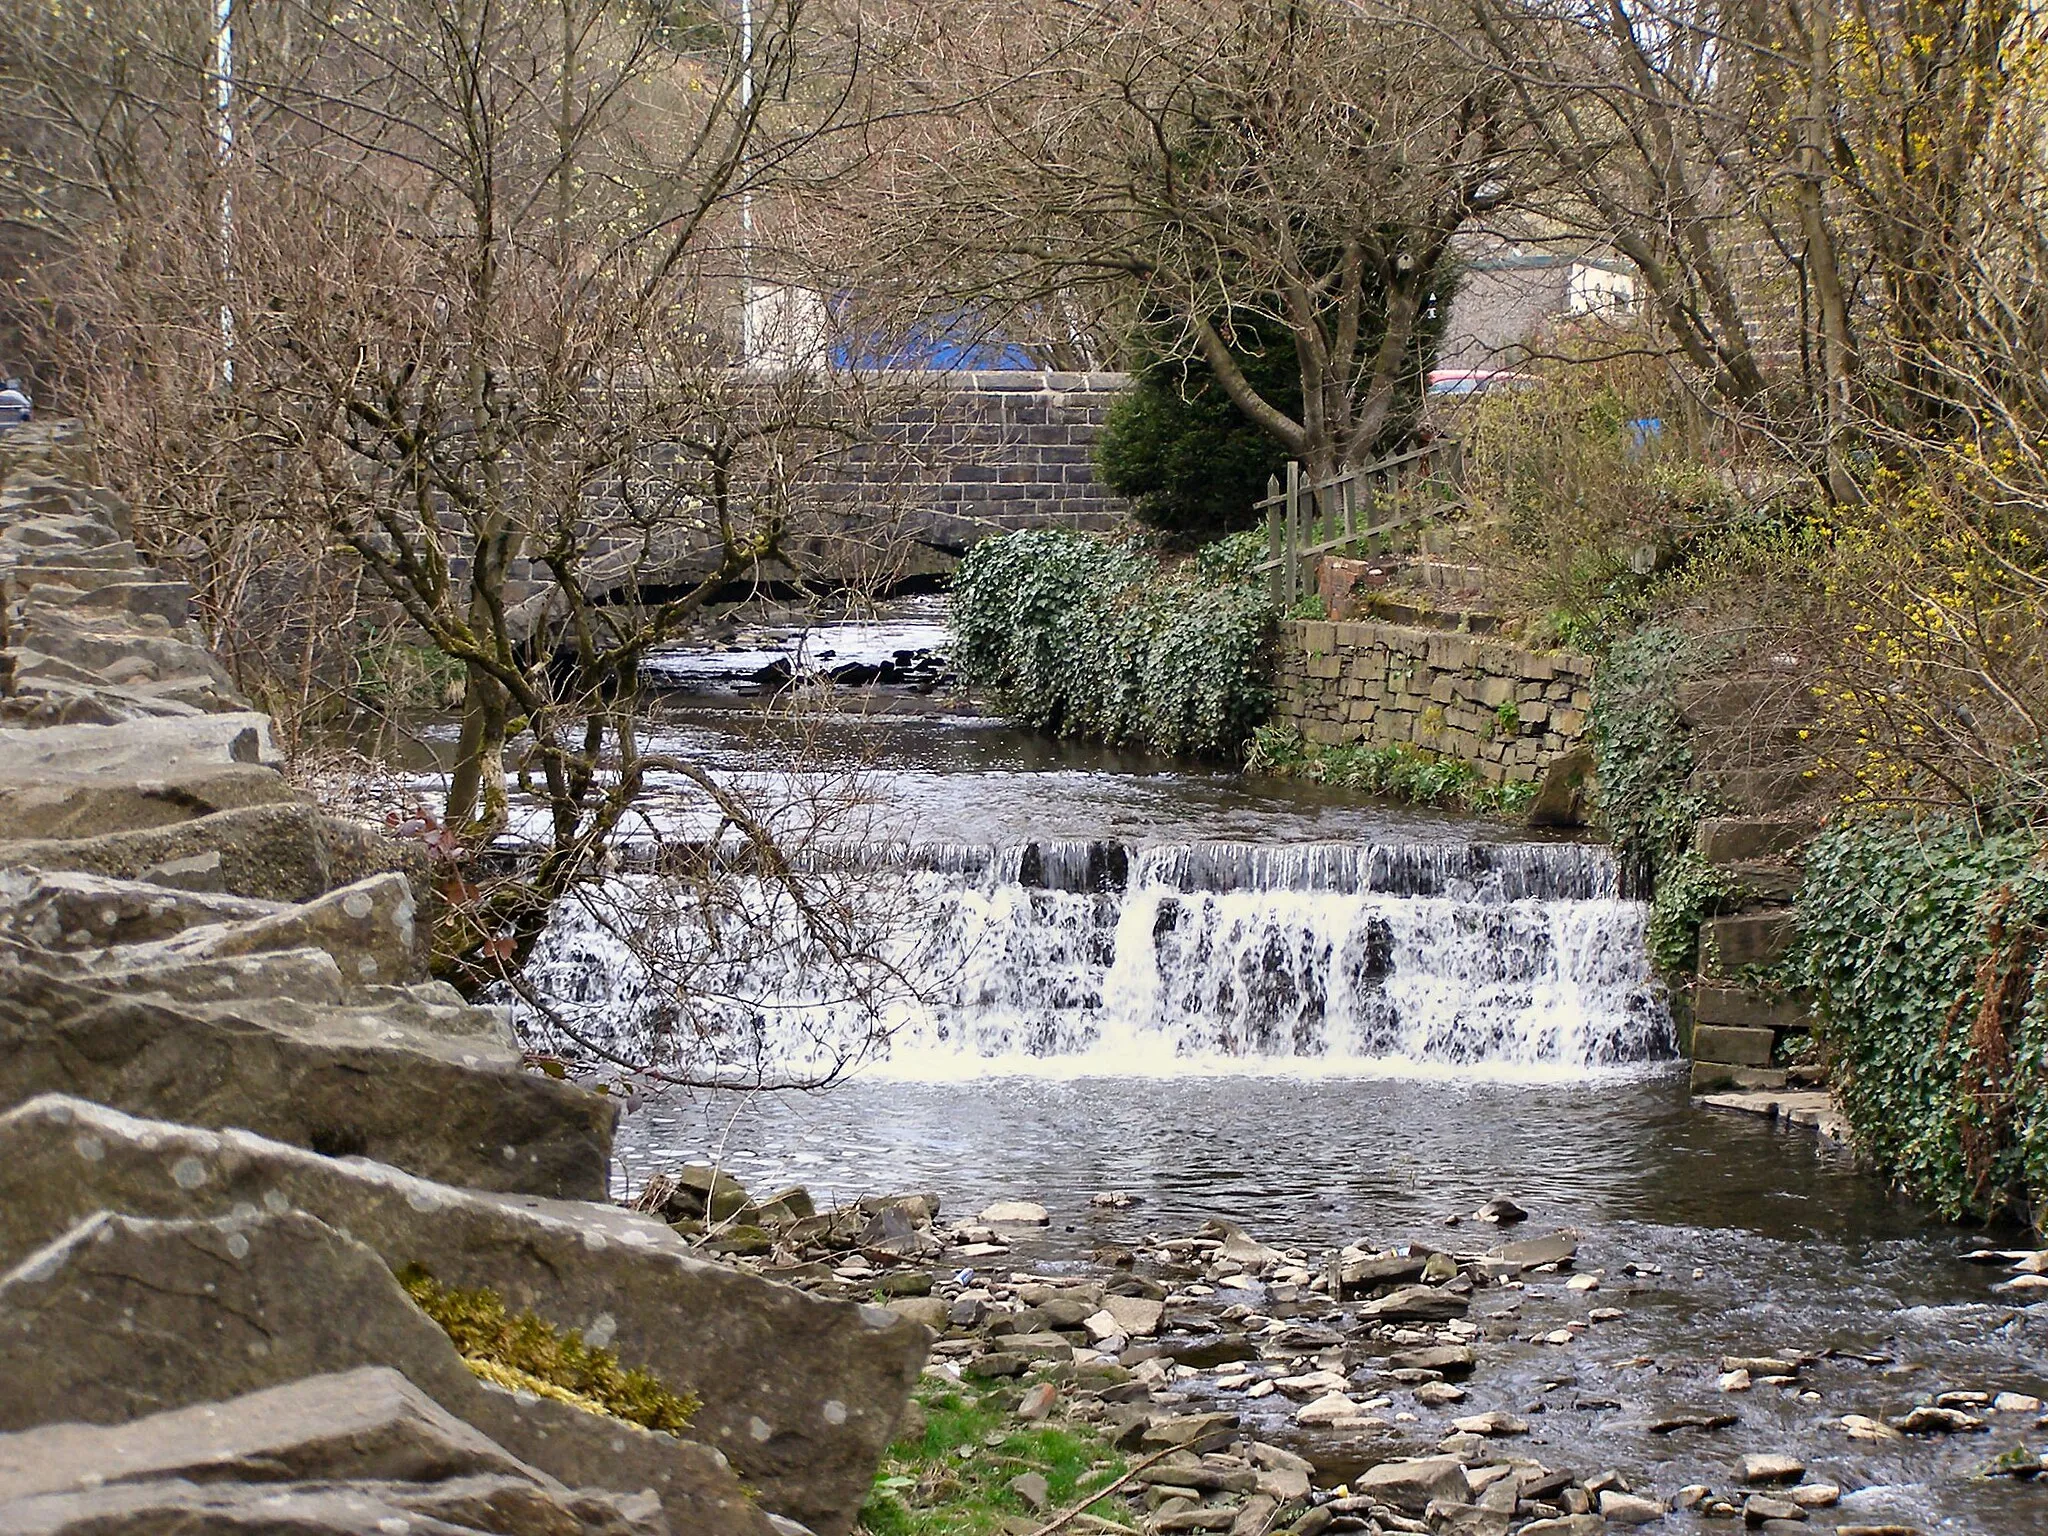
(1274, 618, 1596, 782)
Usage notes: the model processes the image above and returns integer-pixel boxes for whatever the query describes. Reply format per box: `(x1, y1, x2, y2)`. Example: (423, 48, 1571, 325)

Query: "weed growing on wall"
(1245, 725, 1540, 817)
(1590, 625, 1728, 968)
(950, 529, 1275, 757)
(1792, 815, 2048, 1224)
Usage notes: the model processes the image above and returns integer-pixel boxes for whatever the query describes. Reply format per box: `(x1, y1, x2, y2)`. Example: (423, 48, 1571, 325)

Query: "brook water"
(502, 608, 2044, 1533)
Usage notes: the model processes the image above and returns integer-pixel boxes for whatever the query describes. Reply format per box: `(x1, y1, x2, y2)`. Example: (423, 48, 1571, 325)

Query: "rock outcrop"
(0, 422, 923, 1536)
(0, 1095, 928, 1530)
(0, 1367, 673, 1536)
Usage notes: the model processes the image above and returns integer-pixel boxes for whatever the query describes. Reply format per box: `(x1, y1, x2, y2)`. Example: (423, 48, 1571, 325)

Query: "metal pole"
(215, 0, 235, 385)
(738, 0, 755, 364)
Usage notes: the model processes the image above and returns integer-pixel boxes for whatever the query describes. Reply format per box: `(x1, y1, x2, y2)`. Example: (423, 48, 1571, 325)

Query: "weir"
(515, 835, 1672, 1080)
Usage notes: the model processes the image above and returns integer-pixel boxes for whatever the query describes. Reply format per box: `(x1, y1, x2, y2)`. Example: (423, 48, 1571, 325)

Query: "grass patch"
(859, 1377, 1130, 1536)
(1245, 724, 1540, 818)
(398, 1265, 699, 1435)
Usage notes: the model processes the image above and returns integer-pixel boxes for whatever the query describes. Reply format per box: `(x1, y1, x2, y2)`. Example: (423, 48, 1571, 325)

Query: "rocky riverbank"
(0, 422, 928, 1536)
(634, 1162, 2048, 1536)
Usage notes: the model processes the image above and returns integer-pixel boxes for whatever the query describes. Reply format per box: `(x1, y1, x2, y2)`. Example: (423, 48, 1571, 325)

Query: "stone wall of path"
(1273, 618, 1596, 785)
(0, 422, 927, 1536)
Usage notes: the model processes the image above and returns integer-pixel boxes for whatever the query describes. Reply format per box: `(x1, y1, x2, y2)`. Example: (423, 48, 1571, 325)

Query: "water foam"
(508, 837, 1672, 1083)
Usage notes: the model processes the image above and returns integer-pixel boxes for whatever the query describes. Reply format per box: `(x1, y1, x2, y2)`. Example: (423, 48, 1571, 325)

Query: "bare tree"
(1467, 0, 2027, 501)
(0, 0, 971, 1085)
(834, 0, 1532, 483)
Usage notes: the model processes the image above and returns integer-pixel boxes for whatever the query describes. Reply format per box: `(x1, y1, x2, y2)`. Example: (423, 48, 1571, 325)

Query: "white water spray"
(511, 838, 1671, 1082)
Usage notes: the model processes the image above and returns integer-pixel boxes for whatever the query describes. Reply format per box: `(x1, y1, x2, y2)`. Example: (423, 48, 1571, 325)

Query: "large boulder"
(0, 1367, 669, 1536)
(0, 969, 614, 1198)
(0, 1096, 928, 1536)
(0, 1209, 773, 1534)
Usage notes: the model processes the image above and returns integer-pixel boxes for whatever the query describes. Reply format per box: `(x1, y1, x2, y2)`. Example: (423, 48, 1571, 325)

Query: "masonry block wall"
(807, 370, 1132, 561)
(1274, 619, 1596, 782)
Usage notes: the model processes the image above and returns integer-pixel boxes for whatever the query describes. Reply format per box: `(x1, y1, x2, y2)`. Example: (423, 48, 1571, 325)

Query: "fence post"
(1284, 460, 1301, 607)
(1342, 474, 1356, 552)
(1265, 474, 1282, 607)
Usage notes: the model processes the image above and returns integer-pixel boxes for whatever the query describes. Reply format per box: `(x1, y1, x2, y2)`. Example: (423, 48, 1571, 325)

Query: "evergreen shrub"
(1792, 815, 2048, 1223)
(949, 528, 1275, 757)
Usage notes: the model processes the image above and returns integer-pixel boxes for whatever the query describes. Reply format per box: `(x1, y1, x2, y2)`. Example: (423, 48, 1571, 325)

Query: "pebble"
(1598, 1490, 1667, 1524)
(1993, 1390, 2043, 1413)
(1788, 1482, 1840, 1508)
(1739, 1453, 1805, 1484)
(1718, 1369, 1753, 1392)
(1566, 1273, 1601, 1292)
(1839, 1413, 1903, 1442)
(978, 1201, 1049, 1226)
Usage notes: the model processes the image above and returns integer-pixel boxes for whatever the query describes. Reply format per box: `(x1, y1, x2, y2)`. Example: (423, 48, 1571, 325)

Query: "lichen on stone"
(397, 1263, 699, 1435)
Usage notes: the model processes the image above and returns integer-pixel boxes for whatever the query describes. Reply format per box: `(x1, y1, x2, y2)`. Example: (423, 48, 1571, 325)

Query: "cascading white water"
(509, 838, 1672, 1082)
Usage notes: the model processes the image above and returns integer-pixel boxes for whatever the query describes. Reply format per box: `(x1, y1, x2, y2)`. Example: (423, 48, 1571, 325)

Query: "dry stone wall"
(1274, 618, 1596, 783)
(0, 422, 925, 1536)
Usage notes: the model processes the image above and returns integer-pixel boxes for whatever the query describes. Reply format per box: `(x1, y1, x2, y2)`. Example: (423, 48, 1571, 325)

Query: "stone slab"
(0, 712, 281, 775)
(1699, 911, 1798, 975)
(0, 763, 298, 841)
(0, 1095, 926, 1536)
(0, 968, 615, 1198)
(0, 1209, 769, 1534)
(1693, 983, 1810, 1031)
(1692, 1024, 1776, 1068)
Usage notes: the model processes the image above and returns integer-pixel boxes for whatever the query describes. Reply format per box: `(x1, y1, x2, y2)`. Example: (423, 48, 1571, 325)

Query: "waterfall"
(509, 837, 1672, 1082)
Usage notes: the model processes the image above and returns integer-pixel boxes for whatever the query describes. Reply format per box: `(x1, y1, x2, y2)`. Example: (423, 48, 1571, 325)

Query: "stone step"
(1699, 910, 1799, 976)
(1695, 816, 1817, 864)
(1719, 860, 1802, 902)
(0, 1095, 930, 1536)
(22, 574, 195, 625)
(0, 966, 616, 1199)
(0, 1209, 773, 1534)
(1695, 767, 1818, 815)
(1675, 676, 1815, 731)
(1690, 1060, 1789, 1094)
(1693, 1024, 1775, 1068)
(1693, 982, 1809, 1031)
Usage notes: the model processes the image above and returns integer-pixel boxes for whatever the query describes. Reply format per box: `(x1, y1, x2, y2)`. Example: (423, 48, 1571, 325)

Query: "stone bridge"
(503, 369, 1132, 640)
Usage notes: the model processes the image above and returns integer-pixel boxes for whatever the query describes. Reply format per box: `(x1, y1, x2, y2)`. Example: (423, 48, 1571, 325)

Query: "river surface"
(504, 607, 2048, 1534)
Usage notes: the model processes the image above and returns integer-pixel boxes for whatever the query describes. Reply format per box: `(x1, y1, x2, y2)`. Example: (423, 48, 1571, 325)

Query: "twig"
(1026, 1444, 1184, 1536)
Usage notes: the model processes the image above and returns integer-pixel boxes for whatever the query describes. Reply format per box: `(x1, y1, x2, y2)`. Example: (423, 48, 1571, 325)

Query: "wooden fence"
(1255, 439, 1465, 607)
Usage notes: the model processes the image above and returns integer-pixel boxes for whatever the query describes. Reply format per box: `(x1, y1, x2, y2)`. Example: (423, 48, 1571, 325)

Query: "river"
(501, 605, 2047, 1535)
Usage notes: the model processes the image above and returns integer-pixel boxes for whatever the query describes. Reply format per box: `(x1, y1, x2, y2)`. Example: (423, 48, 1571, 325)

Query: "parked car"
(0, 380, 31, 425)
(1425, 368, 1539, 397)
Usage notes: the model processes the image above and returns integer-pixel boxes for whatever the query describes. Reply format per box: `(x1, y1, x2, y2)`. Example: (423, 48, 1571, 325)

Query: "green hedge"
(949, 528, 1275, 757)
(1792, 815, 2048, 1223)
